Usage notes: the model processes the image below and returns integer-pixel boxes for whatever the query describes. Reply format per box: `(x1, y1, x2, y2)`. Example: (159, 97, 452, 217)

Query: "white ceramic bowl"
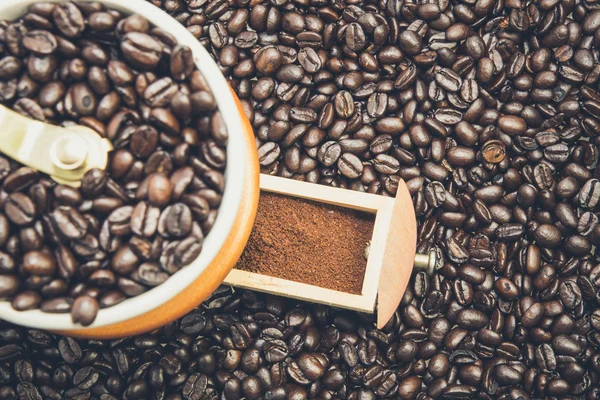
(0, 0, 253, 333)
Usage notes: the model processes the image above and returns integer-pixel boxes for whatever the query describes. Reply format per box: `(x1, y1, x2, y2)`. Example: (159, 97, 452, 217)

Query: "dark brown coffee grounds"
(236, 192, 375, 294)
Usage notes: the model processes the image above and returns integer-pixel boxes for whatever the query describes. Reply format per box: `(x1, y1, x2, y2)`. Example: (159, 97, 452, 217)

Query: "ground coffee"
(236, 192, 374, 294)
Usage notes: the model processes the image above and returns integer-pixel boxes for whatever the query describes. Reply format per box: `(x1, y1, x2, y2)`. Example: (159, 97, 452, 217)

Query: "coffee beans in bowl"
(0, 1, 238, 327)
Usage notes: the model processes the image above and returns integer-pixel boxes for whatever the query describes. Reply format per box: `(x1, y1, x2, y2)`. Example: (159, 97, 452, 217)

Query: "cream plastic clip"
(0, 104, 113, 187)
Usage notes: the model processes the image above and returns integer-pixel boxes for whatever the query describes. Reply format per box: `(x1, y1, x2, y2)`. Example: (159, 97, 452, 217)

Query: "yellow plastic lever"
(0, 104, 113, 187)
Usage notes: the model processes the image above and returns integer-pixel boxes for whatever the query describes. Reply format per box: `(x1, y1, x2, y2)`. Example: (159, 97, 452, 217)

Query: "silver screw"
(414, 247, 442, 275)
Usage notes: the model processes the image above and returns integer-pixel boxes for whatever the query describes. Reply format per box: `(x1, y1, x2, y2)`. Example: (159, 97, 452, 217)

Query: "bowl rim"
(0, 0, 247, 330)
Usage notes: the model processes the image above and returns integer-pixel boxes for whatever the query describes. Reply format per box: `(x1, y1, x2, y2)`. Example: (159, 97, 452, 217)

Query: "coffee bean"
(146, 173, 172, 207)
(170, 45, 194, 81)
(346, 23, 366, 51)
(435, 108, 463, 125)
(398, 31, 422, 56)
(254, 46, 282, 75)
(49, 206, 88, 240)
(149, 108, 180, 135)
(22, 30, 57, 55)
(289, 107, 317, 124)
(481, 140, 506, 163)
(89, 11, 117, 31)
(14, 98, 45, 121)
(135, 262, 169, 287)
(298, 48, 321, 74)
(11, 290, 41, 311)
(333, 91, 354, 119)
(144, 77, 178, 108)
(435, 68, 462, 92)
(0, 274, 19, 298)
(158, 203, 192, 238)
(498, 115, 527, 135)
(258, 142, 280, 166)
(398, 376, 422, 399)
(337, 153, 363, 179)
(447, 146, 476, 167)
(174, 237, 202, 267)
(534, 224, 562, 247)
(130, 125, 159, 158)
(536, 343, 557, 372)
(70, 295, 99, 326)
(52, 3, 85, 38)
(5, 193, 36, 226)
(317, 141, 341, 167)
(495, 277, 519, 300)
(276, 65, 303, 83)
(121, 32, 162, 70)
(22, 250, 56, 276)
(579, 179, 600, 208)
(375, 117, 406, 135)
(40, 297, 72, 313)
(521, 302, 545, 328)
(131, 202, 160, 238)
(457, 309, 488, 330)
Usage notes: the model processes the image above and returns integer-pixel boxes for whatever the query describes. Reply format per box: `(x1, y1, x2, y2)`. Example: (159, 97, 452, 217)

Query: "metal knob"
(413, 247, 442, 275)
(51, 135, 89, 171)
(0, 105, 112, 187)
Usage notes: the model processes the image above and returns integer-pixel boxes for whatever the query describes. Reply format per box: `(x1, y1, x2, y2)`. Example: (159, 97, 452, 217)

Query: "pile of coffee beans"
(0, 2, 227, 325)
(2, 0, 600, 398)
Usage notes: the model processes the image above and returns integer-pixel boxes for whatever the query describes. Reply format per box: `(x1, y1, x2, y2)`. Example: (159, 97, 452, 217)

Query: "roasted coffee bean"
(346, 23, 366, 51)
(145, 173, 173, 207)
(52, 3, 85, 38)
(14, 98, 45, 121)
(258, 142, 280, 166)
(254, 46, 283, 75)
(22, 250, 56, 276)
(457, 309, 488, 330)
(435, 68, 462, 92)
(0, 275, 19, 298)
(121, 32, 162, 70)
(5, 193, 36, 226)
(70, 295, 99, 327)
(130, 125, 159, 158)
(158, 203, 192, 238)
(337, 153, 363, 179)
(135, 262, 169, 287)
(144, 77, 178, 108)
(23, 30, 57, 55)
(366, 92, 387, 118)
(81, 169, 108, 197)
(170, 45, 194, 81)
(580, 179, 600, 208)
(49, 207, 88, 240)
(131, 202, 160, 238)
(498, 115, 527, 135)
(333, 91, 354, 119)
(533, 224, 562, 247)
(174, 237, 202, 267)
(0, 56, 22, 81)
(11, 291, 41, 311)
(298, 48, 321, 74)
